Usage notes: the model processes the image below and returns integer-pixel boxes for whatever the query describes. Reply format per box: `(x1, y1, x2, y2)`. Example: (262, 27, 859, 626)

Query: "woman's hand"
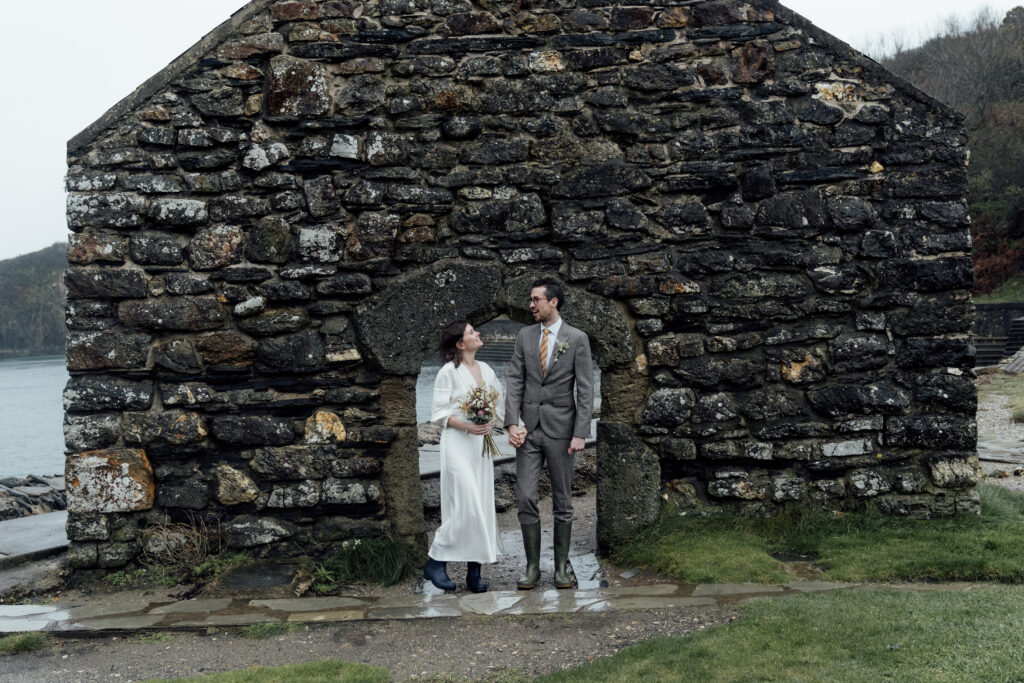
(465, 422, 491, 436)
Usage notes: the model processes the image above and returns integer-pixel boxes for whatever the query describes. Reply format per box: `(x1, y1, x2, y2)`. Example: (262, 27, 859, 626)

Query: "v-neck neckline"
(459, 361, 485, 388)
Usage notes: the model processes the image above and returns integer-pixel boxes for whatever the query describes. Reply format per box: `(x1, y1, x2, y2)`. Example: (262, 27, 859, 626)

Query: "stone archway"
(354, 259, 650, 554)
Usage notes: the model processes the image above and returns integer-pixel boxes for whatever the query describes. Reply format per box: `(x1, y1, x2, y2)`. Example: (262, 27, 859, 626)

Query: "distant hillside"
(881, 8, 1024, 294)
(0, 243, 67, 358)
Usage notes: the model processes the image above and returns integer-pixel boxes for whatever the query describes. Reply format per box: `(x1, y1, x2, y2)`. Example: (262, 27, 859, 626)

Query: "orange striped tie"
(540, 328, 550, 375)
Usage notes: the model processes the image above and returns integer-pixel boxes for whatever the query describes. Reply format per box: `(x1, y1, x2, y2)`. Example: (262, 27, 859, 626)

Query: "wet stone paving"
(0, 581, 861, 635)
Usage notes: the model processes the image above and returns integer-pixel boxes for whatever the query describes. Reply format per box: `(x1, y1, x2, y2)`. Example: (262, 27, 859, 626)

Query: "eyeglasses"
(529, 297, 550, 304)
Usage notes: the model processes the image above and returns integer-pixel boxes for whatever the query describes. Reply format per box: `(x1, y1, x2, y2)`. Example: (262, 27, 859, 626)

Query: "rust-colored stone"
(733, 41, 773, 84)
(304, 410, 347, 444)
(657, 7, 689, 28)
(68, 233, 128, 265)
(267, 55, 331, 118)
(270, 0, 321, 20)
(66, 449, 155, 513)
(197, 330, 257, 366)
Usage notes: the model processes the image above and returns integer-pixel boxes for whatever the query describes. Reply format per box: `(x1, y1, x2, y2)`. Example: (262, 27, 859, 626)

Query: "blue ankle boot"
(423, 557, 456, 591)
(466, 562, 487, 593)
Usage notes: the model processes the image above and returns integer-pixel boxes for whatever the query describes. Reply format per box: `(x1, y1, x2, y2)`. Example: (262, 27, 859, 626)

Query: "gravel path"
(1, 606, 732, 682)
(977, 375, 1024, 491)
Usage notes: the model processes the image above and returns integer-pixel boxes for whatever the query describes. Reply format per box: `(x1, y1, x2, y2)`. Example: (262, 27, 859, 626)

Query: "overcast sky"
(0, 0, 1018, 261)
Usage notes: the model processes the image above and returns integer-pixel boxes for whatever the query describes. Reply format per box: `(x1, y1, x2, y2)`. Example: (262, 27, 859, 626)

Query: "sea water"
(0, 356, 67, 478)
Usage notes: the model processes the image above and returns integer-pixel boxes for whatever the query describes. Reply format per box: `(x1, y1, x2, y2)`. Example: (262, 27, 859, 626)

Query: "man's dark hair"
(532, 277, 565, 310)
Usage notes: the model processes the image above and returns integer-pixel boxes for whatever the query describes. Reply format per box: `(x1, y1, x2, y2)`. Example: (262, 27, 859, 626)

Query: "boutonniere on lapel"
(553, 341, 571, 364)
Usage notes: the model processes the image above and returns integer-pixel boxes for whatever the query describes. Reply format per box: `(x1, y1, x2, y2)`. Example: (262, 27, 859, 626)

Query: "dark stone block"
(807, 383, 911, 417)
(256, 330, 327, 372)
(885, 415, 976, 450)
(237, 308, 310, 337)
(897, 337, 973, 369)
(551, 161, 651, 198)
(882, 257, 973, 293)
(64, 377, 154, 412)
(118, 296, 227, 331)
(65, 268, 147, 300)
(154, 339, 203, 374)
(451, 195, 546, 234)
(130, 232, 185, 266)
(913, 373, 976, 412)
(165, 273, 215, 295)
(891, 296, 972, 336)
(212, 415, 296, 446)
(67, 331, 151, 370)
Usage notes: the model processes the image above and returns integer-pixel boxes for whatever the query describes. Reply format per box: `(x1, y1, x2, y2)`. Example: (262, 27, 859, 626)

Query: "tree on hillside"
(0, 244, 67, 358)
(881, 7, 1024, 293)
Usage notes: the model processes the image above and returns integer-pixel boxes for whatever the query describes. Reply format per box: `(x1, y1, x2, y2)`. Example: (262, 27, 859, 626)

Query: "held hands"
(568, 436, 585, 455)
(508, 425, 527, 449)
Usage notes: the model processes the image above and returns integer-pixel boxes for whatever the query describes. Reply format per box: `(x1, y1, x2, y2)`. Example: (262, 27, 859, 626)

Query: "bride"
(422, 320, 505, 593)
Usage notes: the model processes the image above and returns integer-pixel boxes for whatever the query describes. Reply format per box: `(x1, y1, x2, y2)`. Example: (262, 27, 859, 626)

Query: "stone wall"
(64, 0, 977, 568)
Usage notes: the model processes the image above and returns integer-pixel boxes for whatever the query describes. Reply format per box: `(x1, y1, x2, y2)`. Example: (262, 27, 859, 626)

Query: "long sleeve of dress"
(431, 364, 459, 428)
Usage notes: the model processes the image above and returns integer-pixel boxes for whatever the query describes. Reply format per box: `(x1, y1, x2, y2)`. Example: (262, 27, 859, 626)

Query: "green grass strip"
(542, 589, 1024, 682)
(0, 632, 50, 655)
(615, 482, 1024, 584)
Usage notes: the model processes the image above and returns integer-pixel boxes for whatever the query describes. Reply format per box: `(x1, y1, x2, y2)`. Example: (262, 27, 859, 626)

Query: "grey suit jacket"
(504, 320, 594, 440)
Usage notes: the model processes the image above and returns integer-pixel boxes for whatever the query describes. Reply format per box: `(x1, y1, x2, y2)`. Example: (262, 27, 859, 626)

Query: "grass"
(239, 623, 299, 640)
(974, 276, 1024, 303)
(977, 372, 1024, 422)
(306, 536, 415, 594)
(0, 632, 51, 655)
(614, 481, 1024, 584)
(104, 552, 250, 591)
(540, 588, 1024, 682)
(147, 660, 389, 682)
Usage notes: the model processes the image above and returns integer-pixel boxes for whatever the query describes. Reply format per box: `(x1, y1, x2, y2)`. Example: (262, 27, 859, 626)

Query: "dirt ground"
(0, 488, 736, 682)
(0, 605, 733, 682)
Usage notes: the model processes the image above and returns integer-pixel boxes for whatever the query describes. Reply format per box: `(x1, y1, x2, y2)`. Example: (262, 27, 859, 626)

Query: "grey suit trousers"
(516, 429, 575, 525)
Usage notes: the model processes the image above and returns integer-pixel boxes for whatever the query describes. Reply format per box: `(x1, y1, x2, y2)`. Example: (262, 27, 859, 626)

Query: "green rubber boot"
(517, 522, 541, 590)
(553, 521, 574, 589)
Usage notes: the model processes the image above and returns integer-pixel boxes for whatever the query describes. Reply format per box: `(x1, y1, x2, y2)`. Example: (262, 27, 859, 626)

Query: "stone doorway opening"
(412, 316, 605, 589)
(354, 261, 647, 563)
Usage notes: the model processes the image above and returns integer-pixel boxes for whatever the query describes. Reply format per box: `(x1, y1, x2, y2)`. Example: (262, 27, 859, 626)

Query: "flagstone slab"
(71, 615, 166, 631)
(286, 609, 366, 623)
(693, 583, 786, 597)
(504, 589, 605, 615)
(173, 613, 281, 627)
(149, 598, 233, 614)
(785, 581, 856, 593)
(0, 605, 62, 618)
(458, 592, 523, 615)
(604, 596, 718, 610)
(65, 601, 157, 620)
(250, 597, 365, 612)
(601, 585, 681, 596)
(0, 617, 62, 633)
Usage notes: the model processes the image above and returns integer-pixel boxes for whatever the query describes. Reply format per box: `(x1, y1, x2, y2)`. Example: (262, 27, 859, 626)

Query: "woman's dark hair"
(440, 320, 469, 367)
(532, 276, 565, 310)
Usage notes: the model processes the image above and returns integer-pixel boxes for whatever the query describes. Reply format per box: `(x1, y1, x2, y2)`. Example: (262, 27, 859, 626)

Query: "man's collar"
(542, 316, 562, 334)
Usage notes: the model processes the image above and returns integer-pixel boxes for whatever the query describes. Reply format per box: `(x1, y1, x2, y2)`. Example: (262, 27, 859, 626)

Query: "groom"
(505, 277, 594, 589)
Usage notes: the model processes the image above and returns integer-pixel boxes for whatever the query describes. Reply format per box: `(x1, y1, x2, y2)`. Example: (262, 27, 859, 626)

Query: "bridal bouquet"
(456, 384, 502, 459)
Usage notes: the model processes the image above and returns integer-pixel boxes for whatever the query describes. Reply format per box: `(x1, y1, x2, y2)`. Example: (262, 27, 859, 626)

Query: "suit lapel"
(542, 325, 572, 384)
(526, 324, 543, 380)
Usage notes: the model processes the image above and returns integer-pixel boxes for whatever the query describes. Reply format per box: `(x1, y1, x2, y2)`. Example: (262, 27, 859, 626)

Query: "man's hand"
(568, 436, 586, 455)
(508, 425, 527, 449)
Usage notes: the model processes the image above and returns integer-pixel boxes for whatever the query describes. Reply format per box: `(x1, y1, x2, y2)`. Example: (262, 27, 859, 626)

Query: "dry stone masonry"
(65, 0, 977, 568)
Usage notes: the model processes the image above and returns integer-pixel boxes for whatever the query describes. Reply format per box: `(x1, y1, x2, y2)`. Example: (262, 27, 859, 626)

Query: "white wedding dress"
(427, 360, 505, 563)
